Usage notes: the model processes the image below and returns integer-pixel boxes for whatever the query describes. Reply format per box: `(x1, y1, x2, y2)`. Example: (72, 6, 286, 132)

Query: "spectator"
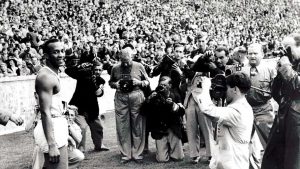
(0, 62, 6, 76)
(32, 57, 42, 73)
(6, 58, 18, 75)
(17, 60, 31, 76)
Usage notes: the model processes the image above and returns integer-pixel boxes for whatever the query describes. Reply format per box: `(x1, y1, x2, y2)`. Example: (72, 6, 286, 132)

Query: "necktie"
(250, 66, 258, 77)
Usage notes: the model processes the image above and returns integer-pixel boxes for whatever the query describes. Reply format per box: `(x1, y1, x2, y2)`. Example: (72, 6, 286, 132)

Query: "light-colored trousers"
(185, 96, 214, 158)
(114, 90, 146, 160)
(155, 129, 184, 162)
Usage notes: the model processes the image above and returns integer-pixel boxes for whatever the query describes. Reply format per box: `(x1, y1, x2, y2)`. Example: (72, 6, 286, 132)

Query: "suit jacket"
(65, 64, 105, 121)
(141, 89, 185, 140)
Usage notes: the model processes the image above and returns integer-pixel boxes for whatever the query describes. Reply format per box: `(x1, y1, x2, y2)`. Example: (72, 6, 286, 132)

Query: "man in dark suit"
(141, 76, 185, 162)
(65, 59, 109, 152)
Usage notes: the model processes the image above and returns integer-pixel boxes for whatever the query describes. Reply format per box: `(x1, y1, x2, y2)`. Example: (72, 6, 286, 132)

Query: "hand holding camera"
(114, 80, 121, 89)
(149, 92, 157, 100)
(132, 78, 142, 86)
(95, 84, 104, 96)
(119, 79, 134, 93)
(171, 63, 183, 75)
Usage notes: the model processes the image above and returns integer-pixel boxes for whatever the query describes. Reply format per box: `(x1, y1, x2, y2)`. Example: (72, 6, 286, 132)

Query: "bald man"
(109, 45, 150, 163)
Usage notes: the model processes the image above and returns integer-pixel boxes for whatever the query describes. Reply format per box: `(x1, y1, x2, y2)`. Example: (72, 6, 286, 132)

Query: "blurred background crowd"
(0, 0, 299, 77)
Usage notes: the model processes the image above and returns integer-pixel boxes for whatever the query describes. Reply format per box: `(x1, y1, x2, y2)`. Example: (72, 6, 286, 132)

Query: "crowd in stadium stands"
(2, 0, 300, 168)
(0, 0, 299, 77)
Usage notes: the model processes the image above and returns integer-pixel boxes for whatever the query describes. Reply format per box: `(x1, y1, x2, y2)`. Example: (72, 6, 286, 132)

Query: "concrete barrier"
(0, 58, 277, 135)
(0, 74, 76, 135)
(0, 72, 159, 135)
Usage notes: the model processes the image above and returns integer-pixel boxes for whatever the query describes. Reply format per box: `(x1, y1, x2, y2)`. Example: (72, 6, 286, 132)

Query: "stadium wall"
(0, 59, 276, 135)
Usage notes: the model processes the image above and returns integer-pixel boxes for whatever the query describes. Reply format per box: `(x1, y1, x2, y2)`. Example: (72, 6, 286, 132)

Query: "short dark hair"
(159, 76, 172, 85)
(122, 44, 134, 50)
(226, 72, 251, 94)
(42, 38, 60, 55)
(173, 43, 184, 49)
(215, 46, 229, 56)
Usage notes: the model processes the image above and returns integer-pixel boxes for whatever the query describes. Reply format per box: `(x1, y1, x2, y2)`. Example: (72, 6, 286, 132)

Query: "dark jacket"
(141, 89, 185, 140)
(65, 63, 105, 121)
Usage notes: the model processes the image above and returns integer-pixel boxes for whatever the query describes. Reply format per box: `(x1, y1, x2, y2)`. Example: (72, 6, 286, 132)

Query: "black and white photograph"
(0, 0, 300, 168)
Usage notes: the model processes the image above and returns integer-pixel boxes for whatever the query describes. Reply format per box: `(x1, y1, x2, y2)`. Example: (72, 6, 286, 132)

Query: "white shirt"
(201, 97, 254, 169)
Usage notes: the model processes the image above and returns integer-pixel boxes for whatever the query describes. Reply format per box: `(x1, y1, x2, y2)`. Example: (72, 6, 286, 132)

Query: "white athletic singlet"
(34, 66, 68, 153)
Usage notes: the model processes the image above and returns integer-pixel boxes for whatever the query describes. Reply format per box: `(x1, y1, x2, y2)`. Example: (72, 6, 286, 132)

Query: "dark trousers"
(75, 115, 104, 150)
(262, 109, 300, 169)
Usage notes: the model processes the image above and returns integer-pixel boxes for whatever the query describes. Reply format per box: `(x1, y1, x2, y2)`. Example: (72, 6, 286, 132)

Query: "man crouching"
(141, 76, 185, 162)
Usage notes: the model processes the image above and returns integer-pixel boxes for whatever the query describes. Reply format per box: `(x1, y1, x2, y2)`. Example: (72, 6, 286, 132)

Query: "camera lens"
(156, 85, 165, 92)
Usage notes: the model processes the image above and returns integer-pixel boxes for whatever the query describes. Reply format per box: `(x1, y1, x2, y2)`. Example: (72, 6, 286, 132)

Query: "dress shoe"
(191, 156, 200, 164)
(133, 156, 143, 163)
(94, 145, 110, 151)
(201, 156, 212, 165)
(121, 156, 131, 164)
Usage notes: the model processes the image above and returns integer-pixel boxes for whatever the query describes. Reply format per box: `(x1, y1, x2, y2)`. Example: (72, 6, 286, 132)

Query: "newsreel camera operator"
(183, 45, 230, 164)
(197, 72, 254, 169)
(262, 33, 300, 169)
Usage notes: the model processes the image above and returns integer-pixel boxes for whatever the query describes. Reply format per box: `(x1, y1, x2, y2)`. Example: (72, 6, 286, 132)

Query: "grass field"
(0, 113, 210, 169)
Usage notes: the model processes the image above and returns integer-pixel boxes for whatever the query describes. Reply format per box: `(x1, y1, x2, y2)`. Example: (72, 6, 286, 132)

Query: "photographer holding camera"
(141, 76, 185, 162)
(109, 44, 150, 163)
(65, 58, 109, 152)
(183, 45, 233, 164)
(262, 33, 300, 169)
(197, 72, 254, 169)
(151, 43, 186, 101)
